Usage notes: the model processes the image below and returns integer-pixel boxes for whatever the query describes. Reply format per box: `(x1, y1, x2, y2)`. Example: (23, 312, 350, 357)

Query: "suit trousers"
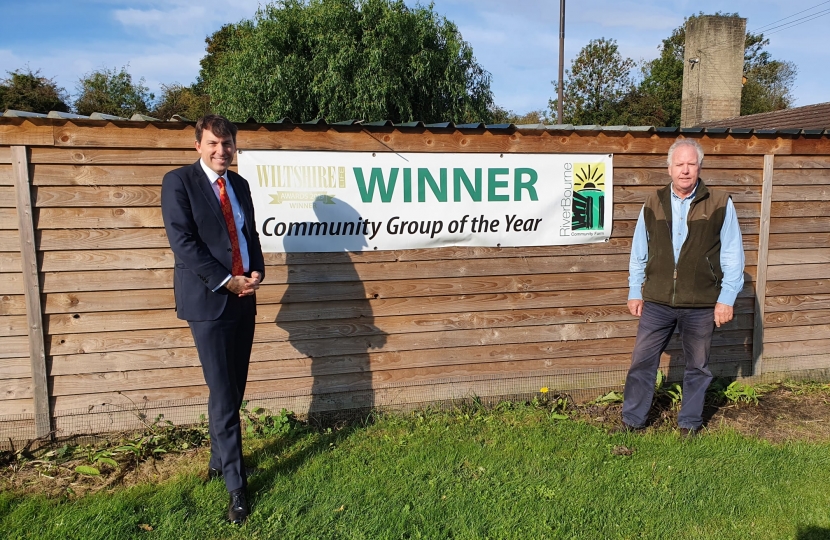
(621, 301, 715, 430)
(188, 293, 256, 492)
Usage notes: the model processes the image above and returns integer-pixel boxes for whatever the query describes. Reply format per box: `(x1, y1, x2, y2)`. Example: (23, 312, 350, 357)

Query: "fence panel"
(0, 120, 827, 440)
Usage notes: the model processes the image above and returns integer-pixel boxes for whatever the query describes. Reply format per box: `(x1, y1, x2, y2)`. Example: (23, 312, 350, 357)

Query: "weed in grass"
(590, 390, 624, 405)
(550, 396, 569, 420)
(722, 381, 760, 404)
(111, 414, 209, 467)
(706, 379, 766, 406)
(1, 413, 211, 494)
(654, 370, 683, 409)
(77, 447, 118, 475)
(240, 402, 304, 439)
(530, 387, 571, 420)
(780, 380, 830, 396)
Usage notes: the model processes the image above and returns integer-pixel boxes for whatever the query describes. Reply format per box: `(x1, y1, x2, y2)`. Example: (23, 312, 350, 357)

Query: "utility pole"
(558, 0, 565, 124)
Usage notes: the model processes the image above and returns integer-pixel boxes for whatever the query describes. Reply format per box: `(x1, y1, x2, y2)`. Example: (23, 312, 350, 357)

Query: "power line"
(750, 0, 830, 32)
(761, 8, 830, 36)
(693, 3, 830, 56)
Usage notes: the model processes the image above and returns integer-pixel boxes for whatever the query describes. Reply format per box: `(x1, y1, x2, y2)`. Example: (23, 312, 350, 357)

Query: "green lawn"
(3, 404, 830, 540)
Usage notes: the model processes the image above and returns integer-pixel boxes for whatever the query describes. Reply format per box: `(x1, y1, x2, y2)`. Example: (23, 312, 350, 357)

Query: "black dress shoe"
(227, 488, 249, 525)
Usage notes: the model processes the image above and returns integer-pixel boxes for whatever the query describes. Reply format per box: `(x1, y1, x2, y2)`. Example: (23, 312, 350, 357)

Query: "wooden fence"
(1, 118, 828, 440)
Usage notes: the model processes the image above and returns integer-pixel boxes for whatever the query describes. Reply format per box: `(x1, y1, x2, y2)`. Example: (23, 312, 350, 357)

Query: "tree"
(0, 69, 70, 113)
(152, 83, 211, 121)
(489, 105, 551, 125)
(740, 33, 796, 115)
(635, 25, 685, 127)
(548, 38, 635, 125)
(74, 66, 154, 117)
(199, 0, 494, 123)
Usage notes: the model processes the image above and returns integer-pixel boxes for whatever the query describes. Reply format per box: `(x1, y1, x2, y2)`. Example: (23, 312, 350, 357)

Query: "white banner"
(238, 151, 613, 252)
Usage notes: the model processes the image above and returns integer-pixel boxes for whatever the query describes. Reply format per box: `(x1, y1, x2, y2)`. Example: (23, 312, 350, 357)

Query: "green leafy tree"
(635, 26, 685, 126)
(152, 83, 211, 121)
(200, 0, 494, 123)
(197, 23, 247, 92)
(613, 87, 670, 127)
(740, 33, 796, 115)
(549, 37, 635, 125)
(0, 69, 70, 113)
(74, 66, 154, 117)
(489, 105, 551, 125)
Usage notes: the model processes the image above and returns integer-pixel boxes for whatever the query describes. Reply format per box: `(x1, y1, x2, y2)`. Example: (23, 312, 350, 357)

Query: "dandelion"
(540, 387, 549, 394)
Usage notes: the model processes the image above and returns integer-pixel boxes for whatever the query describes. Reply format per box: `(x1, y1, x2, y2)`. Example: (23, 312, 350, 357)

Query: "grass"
(3, 400, 830, 539)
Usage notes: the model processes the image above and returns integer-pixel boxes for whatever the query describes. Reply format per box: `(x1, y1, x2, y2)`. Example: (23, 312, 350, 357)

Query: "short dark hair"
(195, 114, 238, 143)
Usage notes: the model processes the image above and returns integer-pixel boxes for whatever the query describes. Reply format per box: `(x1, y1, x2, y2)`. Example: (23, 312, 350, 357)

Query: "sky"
(0, 0, 828, 116)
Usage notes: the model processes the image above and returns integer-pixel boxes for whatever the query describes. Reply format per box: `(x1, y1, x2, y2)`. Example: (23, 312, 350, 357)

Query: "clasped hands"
(627, 299, 734, 327)
(225, 271, 262, 297)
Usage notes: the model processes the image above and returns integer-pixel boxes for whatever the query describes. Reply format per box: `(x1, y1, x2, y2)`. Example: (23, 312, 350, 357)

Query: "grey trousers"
(621, 301, 715, 430)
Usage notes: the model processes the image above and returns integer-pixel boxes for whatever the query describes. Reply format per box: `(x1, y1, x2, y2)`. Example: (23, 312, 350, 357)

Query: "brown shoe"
(608, 422, 644, 435)
(679, 427, 698, 439)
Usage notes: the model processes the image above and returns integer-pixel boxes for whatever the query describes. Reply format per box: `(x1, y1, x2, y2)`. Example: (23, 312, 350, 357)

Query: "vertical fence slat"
(752, 154, 774, 376)
(12, 145, 50, 438)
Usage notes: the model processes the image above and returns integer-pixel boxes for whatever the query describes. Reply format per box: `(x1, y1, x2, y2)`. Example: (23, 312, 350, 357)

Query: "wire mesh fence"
(9, 353, 812, 448)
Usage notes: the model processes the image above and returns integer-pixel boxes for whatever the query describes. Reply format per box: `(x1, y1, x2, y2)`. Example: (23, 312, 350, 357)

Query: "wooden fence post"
(752, 154, 774, 377)
(11, 145, 51, 439)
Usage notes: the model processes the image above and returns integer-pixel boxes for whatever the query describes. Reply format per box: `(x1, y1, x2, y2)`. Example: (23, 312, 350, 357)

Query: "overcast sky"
(1, 0, 827, 115)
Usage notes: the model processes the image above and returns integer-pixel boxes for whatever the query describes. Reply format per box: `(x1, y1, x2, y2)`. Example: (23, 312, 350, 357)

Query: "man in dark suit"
(161, 114, 264, 524)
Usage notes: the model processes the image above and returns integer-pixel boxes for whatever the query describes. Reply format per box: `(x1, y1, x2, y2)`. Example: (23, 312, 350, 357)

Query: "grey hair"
(667, 139, 704, 167)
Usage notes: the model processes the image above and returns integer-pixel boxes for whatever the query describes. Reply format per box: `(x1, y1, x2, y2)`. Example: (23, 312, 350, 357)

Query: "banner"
(238, 151, 613, 253)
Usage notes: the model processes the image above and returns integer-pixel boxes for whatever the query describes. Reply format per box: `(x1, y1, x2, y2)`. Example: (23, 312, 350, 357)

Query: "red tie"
(217, 176, 244, 276)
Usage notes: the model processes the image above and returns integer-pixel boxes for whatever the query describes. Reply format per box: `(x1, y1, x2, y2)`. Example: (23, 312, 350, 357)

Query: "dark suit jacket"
(161, 160, 265, 321)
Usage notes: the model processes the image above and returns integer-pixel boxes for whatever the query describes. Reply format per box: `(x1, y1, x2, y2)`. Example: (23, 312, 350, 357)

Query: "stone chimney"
(680, 15, 746, 127)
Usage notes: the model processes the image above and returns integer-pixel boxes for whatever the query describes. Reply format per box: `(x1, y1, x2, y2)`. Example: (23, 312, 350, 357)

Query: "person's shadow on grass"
(248, 198, 387, 489)
(796, 525, 830, 540)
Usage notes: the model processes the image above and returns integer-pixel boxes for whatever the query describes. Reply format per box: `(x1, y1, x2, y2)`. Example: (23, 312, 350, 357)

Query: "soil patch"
(708, 387, 830, 443)
(577, 383, 830, 443)
(0, 446, 210, 499)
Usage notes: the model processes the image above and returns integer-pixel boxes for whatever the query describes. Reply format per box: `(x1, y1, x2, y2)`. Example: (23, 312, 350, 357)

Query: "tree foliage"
(548, 38, 635, 125)
(740, 32, 796, 115)
(74, 66, 154, 117)
(199, 0, 494, 123)
(489, 105, 550, 125)
(0, 69, 70, 113)
(152, 83, 211, 121)
(634, 25, 685, 127)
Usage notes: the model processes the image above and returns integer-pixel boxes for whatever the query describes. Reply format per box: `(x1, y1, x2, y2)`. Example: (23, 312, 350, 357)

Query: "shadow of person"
(276, 197, 387, 427)
(796, 526, 830, 540)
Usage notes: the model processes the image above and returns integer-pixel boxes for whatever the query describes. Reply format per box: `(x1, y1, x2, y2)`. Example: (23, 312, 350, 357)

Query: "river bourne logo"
(256, 165, 346, 208)
(572, 162, 605, 230)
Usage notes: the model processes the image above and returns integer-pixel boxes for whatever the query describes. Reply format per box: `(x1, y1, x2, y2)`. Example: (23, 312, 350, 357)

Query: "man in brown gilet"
(614, 139, 745, 438)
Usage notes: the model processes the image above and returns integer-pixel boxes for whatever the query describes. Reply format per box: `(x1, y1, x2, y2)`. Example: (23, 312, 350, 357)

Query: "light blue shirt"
(199, 159, 250, 291)
(628, 181, 745, 306)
